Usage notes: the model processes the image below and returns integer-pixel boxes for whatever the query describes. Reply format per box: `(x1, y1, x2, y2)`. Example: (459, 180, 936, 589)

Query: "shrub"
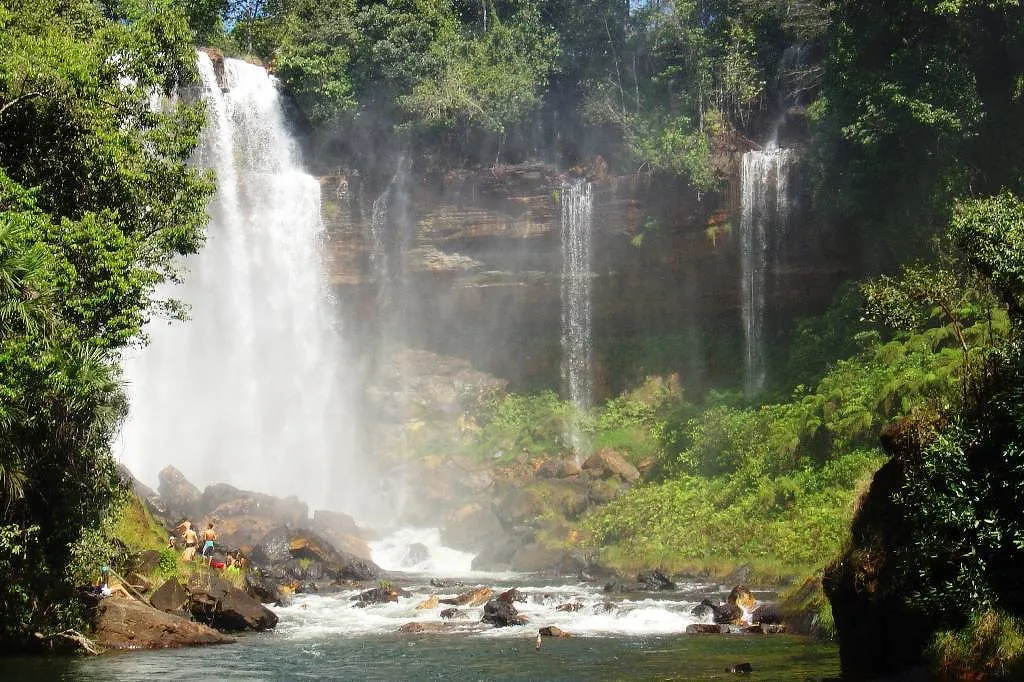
(929, 609, 1024, 681)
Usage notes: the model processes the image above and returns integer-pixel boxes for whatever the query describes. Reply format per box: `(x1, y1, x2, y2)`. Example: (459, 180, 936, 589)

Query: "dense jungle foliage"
(0, 0, 213, 650)
(3, 0, 1024, 674)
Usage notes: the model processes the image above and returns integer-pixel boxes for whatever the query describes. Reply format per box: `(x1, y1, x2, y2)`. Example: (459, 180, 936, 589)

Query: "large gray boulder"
(149, 577, 191, 616)
(157, 465, 202, 520)
(188, 573, 278, 632)
(94, 596, 234, 649)
(250, 526, 382, 583)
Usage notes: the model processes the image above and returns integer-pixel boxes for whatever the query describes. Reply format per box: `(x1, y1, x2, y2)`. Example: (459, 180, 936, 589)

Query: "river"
(2, 529, 840, 680)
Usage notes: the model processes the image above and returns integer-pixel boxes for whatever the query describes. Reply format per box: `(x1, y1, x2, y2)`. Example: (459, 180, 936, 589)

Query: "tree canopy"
(0, 0, 212, 646)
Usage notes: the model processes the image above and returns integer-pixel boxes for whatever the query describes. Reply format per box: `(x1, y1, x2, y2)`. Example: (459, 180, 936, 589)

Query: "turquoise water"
(3, 631, 839, 681)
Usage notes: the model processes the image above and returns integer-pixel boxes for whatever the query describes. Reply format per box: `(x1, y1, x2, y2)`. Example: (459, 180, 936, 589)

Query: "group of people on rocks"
(169, 519, 248, 574)
(172, 519, 220, 565)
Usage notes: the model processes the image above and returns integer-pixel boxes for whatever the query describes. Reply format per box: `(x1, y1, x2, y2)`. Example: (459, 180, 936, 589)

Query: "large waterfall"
(560, 179, 593, 462)
(739, 144, 793, 396)
(118, 53, 363, 513)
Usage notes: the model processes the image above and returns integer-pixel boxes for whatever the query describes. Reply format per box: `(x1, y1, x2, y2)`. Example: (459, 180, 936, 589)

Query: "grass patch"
(928, 609, 1024, 681)
(110, 494, 169, 553)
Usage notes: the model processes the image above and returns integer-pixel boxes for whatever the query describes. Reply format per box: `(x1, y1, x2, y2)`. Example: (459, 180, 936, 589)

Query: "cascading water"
(368, 158, 411, 315)
(560, 179, 593, 464)
(118, 53, 365, 514)
(739, 143, 793, 396)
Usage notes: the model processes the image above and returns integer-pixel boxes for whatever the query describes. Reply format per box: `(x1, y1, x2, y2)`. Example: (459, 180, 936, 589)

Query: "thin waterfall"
(739, 143, 793, 397)
(118, 52, 367, 514)
(560, 179, 593, 464)
(368, 157, 411, 319)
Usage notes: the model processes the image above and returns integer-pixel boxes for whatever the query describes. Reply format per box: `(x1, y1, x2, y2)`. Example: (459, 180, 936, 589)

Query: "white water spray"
(560, 179, 593, 464)
(739, 143, 793, 396)
(118, 53, 364, 513)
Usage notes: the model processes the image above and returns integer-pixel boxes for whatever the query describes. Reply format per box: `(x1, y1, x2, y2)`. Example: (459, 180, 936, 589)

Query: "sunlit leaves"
(949, 192, 1024, 325)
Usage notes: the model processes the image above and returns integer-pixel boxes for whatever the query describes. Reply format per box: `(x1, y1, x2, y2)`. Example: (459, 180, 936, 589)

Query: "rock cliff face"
(320, 159, 854, 405)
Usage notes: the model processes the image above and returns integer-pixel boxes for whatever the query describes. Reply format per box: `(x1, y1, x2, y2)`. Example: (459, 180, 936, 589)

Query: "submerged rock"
(352, 585, 412, 607)
(539, 625, 573, 638)
(481, 597, 528, 627)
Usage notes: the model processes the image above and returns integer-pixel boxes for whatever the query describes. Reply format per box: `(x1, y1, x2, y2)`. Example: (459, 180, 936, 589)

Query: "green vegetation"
(0, 0, 212, 649)
(0, 0, 1023, 677)
(214, 0, 818, 185)
(928, 610, 1024, 681)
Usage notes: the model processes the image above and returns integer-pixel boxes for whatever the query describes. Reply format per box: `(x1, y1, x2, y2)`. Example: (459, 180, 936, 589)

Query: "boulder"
(150, 578, 191, 615)
(250, 526, 382, 582)
(201, 483, 308, 526)
(440, 607, 467, 620)
(439, 586, 493, 607)
(205, 514, 279, 553)
(415, 595, 440, 610)
(133, 550, 163, 576)
(637, 569, 676, 591)
(497, 588, 526, 603)
(188, 574, 279, 631)
(481, 597, 527, 627)
(539, 625, 572, 638)
(534, 458, 582, 480)
(244, 571, 291, 604)
(581, 449, 640, 483)
(686, 623, 729, 634)
(94, 596, 234, 649)
(157, 466, 201, 519)
(696, 598, 741, 625)
(352, 586, 402, 607)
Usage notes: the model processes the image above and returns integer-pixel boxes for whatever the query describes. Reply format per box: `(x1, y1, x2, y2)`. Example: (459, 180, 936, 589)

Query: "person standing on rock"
(201, 522, 217, 564)
(181, 522, 198, 562)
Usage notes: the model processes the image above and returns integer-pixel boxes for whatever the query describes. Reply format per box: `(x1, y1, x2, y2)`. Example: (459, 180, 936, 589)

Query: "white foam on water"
(368, 527, 476, 576)
(274, 580, 711, 640)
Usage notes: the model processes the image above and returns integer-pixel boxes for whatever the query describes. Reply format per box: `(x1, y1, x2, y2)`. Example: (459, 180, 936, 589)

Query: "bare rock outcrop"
(93, 596, 234, 649)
